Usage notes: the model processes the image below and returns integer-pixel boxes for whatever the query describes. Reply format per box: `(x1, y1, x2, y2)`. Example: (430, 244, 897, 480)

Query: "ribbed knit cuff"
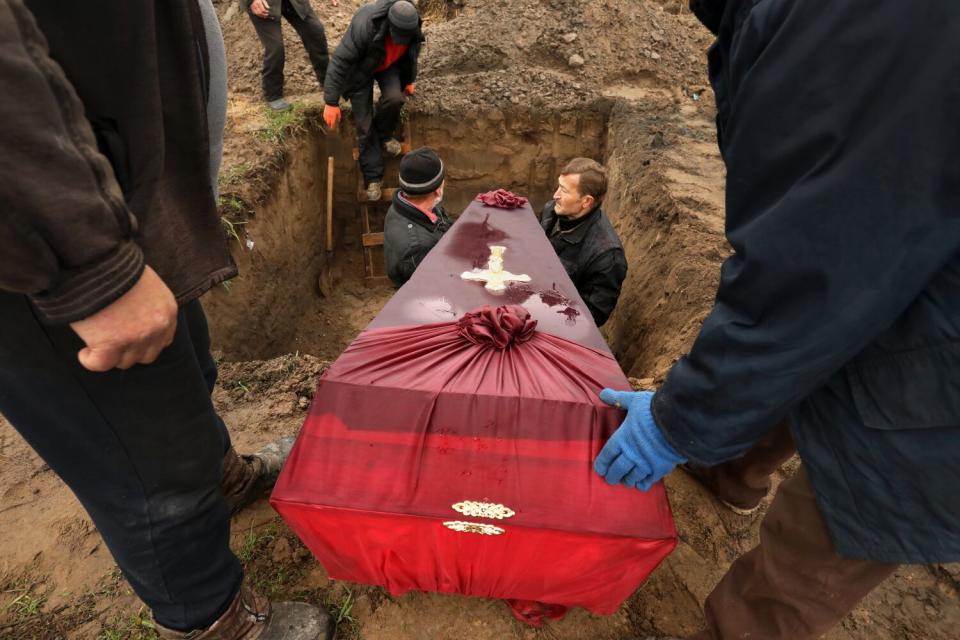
(30, 241, 145, 324)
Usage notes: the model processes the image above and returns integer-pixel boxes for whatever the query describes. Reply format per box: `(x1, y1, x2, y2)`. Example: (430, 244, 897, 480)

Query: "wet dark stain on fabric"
(559, 307, 580, 325)
(445, 214, 509, 268)
(539, 284, 575, 308)
(503, 283, 535, 304)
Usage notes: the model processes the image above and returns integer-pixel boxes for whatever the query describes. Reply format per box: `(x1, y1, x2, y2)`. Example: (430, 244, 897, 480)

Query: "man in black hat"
(242, 0, 329, 112)
(384, 147, 452, 287)
(323, 0, 424, 201)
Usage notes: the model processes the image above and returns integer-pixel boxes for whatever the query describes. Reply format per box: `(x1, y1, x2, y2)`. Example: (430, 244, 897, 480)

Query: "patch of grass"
(98, 608, 158, 640)
(218, 194, 246, 215)
(218, 161, 253, 188)
(4, 591, 47, 620)
(221, 216, 247, 244)
(323, 587, 361, 640)
(280, 352, 301, 375)
(256, 103, 308, 145)
(2, 572, 48, 621)
(252, 564, 301, 600)
(232, 379, 251, 394)
(233, 522, 310, 600)
(236, 522, 279, 564)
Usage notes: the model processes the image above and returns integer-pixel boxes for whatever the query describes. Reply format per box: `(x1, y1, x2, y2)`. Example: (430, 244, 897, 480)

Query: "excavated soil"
(1, 1, 958, 638)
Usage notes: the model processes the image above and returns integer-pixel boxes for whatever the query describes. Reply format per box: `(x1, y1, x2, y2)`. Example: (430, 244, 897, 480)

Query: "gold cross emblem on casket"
(460, 245, 531, 292)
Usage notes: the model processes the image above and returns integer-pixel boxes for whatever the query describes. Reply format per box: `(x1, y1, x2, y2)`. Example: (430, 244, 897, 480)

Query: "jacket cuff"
(650, 386, 717, 466)
(30, 241, 145, 324)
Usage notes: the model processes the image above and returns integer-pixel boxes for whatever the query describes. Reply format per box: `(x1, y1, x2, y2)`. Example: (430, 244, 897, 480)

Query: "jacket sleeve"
(407, 38, 421, 84)
(386, 238, 420, 288)
(689, 0, 725, 34)
(323, 15, 367, 105)
(653, 0, 960, 465)
(580, 249, 627, 327)
(0, 0, 144, 324)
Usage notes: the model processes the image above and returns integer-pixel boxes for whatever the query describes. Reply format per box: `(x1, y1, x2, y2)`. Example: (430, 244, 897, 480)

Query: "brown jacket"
(0, 0, 235, 323)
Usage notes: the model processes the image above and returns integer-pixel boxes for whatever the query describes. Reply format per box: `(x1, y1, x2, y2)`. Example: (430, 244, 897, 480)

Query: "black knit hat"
(399, 147, 444, 195)
(388, 1, 419, 44)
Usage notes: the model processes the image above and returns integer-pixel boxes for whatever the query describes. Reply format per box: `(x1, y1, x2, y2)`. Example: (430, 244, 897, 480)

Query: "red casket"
(271, 200, 676, 620)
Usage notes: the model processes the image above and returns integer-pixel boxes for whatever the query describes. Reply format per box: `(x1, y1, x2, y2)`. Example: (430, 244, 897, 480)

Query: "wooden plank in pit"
(362, 232, 384, 247)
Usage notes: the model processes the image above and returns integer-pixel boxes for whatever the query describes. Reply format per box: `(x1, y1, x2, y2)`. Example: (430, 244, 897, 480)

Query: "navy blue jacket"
(655, 0, 960, 563)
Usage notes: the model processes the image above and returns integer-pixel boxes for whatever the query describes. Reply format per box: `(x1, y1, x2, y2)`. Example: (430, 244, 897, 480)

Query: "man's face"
(553, 174, 592, 218)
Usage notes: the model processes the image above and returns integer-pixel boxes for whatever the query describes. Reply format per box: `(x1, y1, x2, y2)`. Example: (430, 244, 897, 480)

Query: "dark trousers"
(248, 0, 328, 101)
(697, 419, 797, 510)
(349, 65, 405, 182)
(0, 294, 241, 632)
(690, 467, 896, 640)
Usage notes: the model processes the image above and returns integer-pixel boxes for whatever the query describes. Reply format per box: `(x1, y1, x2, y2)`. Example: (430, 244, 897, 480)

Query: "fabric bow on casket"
(474, 189, 529, 209)
(270, 303, 677, 624)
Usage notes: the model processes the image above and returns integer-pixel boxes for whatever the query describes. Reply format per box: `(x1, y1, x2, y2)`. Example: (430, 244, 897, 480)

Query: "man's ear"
(581, 194, 596, 212)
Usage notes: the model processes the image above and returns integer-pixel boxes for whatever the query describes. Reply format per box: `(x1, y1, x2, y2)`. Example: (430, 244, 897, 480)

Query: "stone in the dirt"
(561, 32, 578, 43)
(651, 51, 662, 60)
(568, 53, 585, 68)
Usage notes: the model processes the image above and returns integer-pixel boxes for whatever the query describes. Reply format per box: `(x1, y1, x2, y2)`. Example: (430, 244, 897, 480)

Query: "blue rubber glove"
(594, 389, 687, 491)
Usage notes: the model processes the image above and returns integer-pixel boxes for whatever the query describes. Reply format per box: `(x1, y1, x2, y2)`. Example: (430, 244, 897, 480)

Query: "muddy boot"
(382, 138, 402, 156)
(156, 583, 332, 640)
(221, 436, 296, 513)
(681, 462, 764, 515)
(365, 180, 382, 201)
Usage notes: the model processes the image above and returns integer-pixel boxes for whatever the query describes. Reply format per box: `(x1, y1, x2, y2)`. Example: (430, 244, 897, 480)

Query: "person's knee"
(263, 42, 284, 66)
(381, 91, 405, 110)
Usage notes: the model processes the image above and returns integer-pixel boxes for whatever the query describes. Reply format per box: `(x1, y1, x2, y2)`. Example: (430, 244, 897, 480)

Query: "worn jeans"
(348, 64, 405, 182)
(248, 0, 328, 101)
(0, 294, 241, 631)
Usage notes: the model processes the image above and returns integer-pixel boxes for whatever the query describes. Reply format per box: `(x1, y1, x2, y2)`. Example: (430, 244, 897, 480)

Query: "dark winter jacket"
(656, 0, 960, 563)
(540, 202, 627, 327)
(0, 0, 235, 324)
(241, 0, 314, 21)
(384, 192, 452, 287)
(323, 0, 423, 105)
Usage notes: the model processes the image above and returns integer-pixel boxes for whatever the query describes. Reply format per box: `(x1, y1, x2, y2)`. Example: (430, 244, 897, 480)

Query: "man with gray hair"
(384, 147, 452, 287)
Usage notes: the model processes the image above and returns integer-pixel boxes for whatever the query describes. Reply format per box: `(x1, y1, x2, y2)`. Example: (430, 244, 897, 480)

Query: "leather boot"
(155, 583, 332, 640)
(221, 436, 296, 513)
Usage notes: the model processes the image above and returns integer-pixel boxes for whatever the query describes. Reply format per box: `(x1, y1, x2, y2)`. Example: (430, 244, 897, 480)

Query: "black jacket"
(540, 202, 627, 327)
(0, 1, 234, 323)
(323, 0, 423, 105)
(657, 0, 960, 563)
(384, 192, 452, 287)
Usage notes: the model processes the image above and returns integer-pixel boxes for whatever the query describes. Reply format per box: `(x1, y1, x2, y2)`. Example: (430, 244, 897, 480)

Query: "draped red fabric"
(474, 189, 529, 209)
(271, 305, 677, 620)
